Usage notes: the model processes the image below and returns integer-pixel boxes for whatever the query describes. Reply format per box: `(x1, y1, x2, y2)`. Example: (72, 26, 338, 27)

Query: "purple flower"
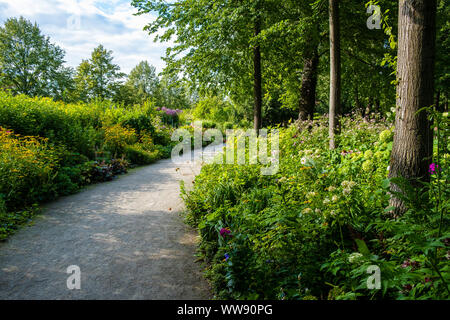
(220, 228, 231, 238)
(224, 253, 230, 261)
(428, 163, 439, 175)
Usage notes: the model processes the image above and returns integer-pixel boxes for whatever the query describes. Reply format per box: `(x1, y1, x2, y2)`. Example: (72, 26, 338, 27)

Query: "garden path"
(0, 144, 224, 299)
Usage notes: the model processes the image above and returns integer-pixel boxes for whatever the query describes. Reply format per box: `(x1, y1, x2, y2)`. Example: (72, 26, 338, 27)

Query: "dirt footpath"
(0, 146, 222, 299)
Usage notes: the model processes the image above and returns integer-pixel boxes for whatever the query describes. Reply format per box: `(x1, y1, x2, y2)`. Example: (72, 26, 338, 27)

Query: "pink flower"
(220, 228, 231, 238)
(428, 163, 439, 175)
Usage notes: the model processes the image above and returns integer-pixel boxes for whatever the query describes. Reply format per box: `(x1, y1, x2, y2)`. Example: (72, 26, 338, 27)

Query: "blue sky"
(0, 0, 170, 74)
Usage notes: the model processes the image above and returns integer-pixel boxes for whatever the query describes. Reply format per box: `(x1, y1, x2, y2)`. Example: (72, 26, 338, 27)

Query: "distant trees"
(74, 45, 124, 101)
(126, 61, 159, 104)
(131, 0, 403, 129)
(0, 17, 74, 99)
(132, 0, 268, 130)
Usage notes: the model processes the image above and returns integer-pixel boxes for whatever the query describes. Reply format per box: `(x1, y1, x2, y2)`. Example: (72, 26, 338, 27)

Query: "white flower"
(343, 188, 351, 196)
(348, 252, 364, 264)
(323, 198, 331, 205)
(332, 195, 339, 202)
(341, 181, 356, 190)
(315, 208, 321, 214)
(328, 186, 337, 192)
(302, 208, 313, 214)
(301, 157, 307, 165)
(307, 191, 317, 198)
(387, 165, 390, 172)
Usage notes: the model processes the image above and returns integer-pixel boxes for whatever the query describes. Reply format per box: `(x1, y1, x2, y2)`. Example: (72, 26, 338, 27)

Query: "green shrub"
(103, 124, 137, 155)
(0, 127, 59, 209)
(125, 144, 160, 165)
(202, 120, 217, 129)
(0, 91, 176, 240)
(182, 114, 450, 300)
(0, 204, 40, 241)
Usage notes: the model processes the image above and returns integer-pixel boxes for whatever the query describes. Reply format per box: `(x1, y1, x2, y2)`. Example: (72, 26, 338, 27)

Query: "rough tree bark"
(389, 0, 437, 214)
(253, 16, 262, 132)
(299, 49, 319, 121)
(435, 90, 441, 112)
(329, 0, 341, 150)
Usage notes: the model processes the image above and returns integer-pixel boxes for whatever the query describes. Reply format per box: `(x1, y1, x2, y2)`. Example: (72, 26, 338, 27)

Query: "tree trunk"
(253, 17, 262, 132)
(329, 0, 341, 150)
(355, 87, 362, 113)
(389, 0, 437, 214)
(435, 89, 441, 112)
(299, 49, 319, 121)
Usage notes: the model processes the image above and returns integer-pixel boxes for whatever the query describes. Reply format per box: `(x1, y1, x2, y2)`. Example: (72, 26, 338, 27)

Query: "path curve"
(0, 145, 223, 299)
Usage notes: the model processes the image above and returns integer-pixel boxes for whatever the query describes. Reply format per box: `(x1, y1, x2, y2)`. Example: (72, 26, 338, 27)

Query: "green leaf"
(382, 179, 390, 189)
(355, 239, 371, 256)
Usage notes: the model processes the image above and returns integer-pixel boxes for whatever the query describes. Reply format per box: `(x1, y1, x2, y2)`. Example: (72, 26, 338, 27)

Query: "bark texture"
(329, 0, 341, 149)
(299, 49, 319, 121)
(389, 0, 437, 213)
(435, 90, 441, 112)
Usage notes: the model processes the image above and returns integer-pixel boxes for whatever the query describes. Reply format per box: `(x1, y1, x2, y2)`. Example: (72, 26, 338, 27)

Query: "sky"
(0, 0, 171, 74)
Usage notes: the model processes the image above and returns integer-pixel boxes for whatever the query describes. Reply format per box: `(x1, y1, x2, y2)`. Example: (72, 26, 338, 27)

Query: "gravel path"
(0, 145, 223, 300)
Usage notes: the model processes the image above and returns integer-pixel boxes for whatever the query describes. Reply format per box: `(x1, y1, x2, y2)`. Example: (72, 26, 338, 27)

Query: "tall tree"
(0, 17, 72, 98)
(126, 61, 160, 103)
(434, 0, 450, 112)
(132, 0, 267, 129)
(389, 0, 437, 213)
(74, 45, 124, 101)
(298, 47, 319, 120)
(328, 0, 341, 149)
(246, 0, 326, 122)
(156, 74, 192, 110)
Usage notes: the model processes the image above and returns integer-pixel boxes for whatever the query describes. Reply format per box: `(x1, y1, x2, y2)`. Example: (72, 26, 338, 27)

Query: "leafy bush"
(0, 204, 40, 241)
(103, 124, 137, 155)
(119, 106, 156, 135)
(0, 127, 58, 209)
(0, 91, 176, 240)
(182, 114, 449, 300)
(0, 92, 101, 157)
(110, 158, 129, 175)
(125, 144, 160, 165)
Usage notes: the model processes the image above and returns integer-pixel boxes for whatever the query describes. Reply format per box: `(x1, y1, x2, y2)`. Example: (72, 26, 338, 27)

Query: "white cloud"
(0, 0, 171, 74)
